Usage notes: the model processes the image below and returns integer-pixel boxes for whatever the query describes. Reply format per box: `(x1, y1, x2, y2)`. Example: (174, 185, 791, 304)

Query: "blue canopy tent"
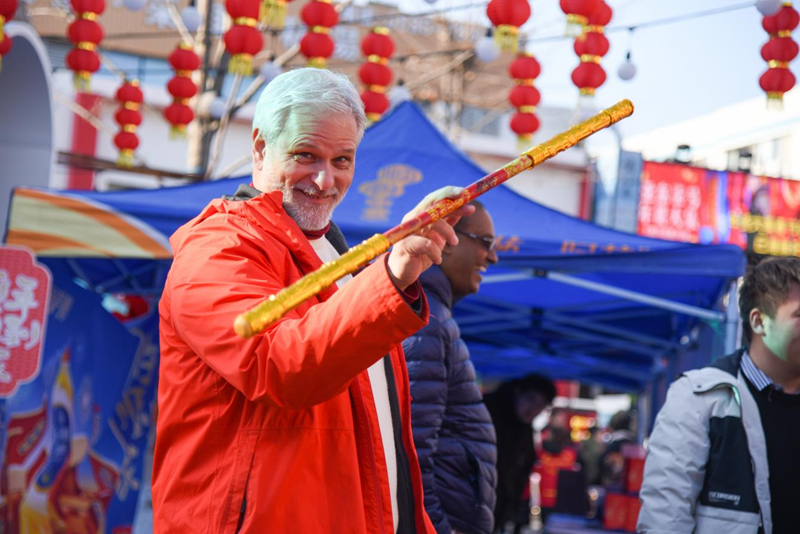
(5, 102, 746, 394)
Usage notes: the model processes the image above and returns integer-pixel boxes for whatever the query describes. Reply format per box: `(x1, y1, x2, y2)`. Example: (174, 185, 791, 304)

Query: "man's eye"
(294, 152, 314, 161)
(335, 157, 353, 166)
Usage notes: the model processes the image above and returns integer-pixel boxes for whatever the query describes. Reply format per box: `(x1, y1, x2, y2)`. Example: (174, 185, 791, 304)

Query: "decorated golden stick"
(234, 99, 634, 338)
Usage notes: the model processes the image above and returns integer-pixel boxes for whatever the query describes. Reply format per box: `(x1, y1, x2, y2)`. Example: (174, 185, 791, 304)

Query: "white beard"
(279, 181, 346, 231)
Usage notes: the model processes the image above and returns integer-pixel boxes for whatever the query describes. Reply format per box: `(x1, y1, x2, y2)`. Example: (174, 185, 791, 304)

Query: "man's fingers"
(403, 186, 466, 222)
(430, 220, 458, 246)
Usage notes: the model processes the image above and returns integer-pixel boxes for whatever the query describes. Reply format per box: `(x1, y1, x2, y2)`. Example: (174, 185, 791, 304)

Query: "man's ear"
(750, 308, 766, 337)
(252, 129, 266, 170)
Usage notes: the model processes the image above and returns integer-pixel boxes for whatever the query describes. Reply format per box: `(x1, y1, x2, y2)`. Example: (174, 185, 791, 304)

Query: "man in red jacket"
(153, 67, 473, 533)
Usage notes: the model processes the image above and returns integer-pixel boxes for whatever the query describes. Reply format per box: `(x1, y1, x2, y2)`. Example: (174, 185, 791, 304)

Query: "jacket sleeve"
(638, 376, 710, 534)
(167, 215, 429, 409)
(403, 325, 452, 534)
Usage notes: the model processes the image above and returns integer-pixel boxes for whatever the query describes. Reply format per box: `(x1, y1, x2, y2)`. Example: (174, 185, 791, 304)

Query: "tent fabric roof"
(4, 102, 746, 390)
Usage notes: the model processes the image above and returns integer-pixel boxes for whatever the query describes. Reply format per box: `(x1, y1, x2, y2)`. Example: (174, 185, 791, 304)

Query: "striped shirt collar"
(741, 351, 800, 394)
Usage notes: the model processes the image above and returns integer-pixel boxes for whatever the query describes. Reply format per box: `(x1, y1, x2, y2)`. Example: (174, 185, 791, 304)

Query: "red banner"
(637, 162, 800, 257)
(0, 246, 51, 397)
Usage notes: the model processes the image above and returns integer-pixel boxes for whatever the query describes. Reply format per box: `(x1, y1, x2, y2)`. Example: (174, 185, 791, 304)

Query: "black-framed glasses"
(455, 229, 497, 251)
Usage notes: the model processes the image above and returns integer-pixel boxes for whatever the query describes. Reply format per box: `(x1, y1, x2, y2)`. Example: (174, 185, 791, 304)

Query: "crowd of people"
(151, 68, 800, 534)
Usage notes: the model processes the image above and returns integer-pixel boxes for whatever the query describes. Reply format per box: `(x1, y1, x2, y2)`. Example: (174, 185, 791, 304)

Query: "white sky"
(387, 0, 777, 138)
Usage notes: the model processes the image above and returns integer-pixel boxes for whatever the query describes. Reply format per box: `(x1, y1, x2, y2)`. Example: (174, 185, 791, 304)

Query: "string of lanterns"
(509, 52, 541, 146)
(300, 0, 338, 68)
(66, 0, 105, 91)
(113, 79, 143, 166)
(359, 26, 395, 122)
(571, 0, 612, 103)
(165, 43, 199, 138)
(759, 2, 799, 108)
(0, 0, 16, 71)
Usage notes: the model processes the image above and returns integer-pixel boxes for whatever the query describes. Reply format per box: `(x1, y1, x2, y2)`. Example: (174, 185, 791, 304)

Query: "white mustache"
(294, 185, 340, 198)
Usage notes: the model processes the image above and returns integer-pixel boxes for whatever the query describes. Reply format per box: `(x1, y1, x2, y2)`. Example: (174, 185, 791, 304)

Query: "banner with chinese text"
(637, 161, 800, 257)
(0, 260, 158, 533)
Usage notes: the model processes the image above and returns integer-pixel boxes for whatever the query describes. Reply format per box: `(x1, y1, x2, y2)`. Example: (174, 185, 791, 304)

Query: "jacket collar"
(420, 266, 454, 309)
(220, 182, 349, 254)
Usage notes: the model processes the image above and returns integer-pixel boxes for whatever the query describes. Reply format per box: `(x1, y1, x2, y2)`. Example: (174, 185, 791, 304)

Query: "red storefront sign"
(637, 162, 704, 243)
(637, 161, 800, 257)
(0, 246, 51, 397)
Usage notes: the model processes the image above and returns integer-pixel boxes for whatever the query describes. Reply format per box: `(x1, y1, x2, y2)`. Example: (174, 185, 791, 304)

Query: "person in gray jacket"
(638, 256, 800, 534)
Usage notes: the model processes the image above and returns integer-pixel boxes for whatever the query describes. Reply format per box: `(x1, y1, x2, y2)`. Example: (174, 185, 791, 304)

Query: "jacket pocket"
(218, 431, 259, 533)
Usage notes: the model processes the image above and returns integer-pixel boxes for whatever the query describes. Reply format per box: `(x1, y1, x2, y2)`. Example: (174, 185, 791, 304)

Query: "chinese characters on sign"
(637, 163, 704, 243)
(0, 246, 51, 397)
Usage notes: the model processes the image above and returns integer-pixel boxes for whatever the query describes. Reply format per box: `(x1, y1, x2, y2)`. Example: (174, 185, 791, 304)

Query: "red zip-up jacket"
(153, 190, 436, 533)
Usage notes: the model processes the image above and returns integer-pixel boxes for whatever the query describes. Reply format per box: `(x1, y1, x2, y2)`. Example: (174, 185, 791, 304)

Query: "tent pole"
(542, 271, 725, 323)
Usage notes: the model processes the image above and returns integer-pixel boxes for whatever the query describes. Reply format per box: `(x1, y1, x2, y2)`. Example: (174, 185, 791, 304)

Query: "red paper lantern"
(300, 32, 334, 67)
(586, 0, 612, 28)
(509, 85, 540, 108)
(359, 62, 392, 88)
(510, 112, 540, 141)
(559, 0, 599, 36)
(362, 31, 395, 58)
(113, 80, 143, 166)
(760, 3, 799, 107)
(260, 0, 294, 29)
(164, 103, 194, 138)
(114, 131, 139, 151)
(760, 67, 796, 104)
(486, 0, 531, 52)
(509, 54, 541, 80)
(763, 5, 800, 35)
(0, 34, 11, 72)
(165, 43, 199, 138)
(762, 37, 800, 62)
(169, 45, 201, 72)
(571, 62, 606, 95)
(0, 0, 17, 43)
(224, 0, 263, 75)
(574, 31, 609, 57)
(361, 90, 389, 120)
(300, 0, 337, 68)
(167, 76, 198, 99)
(66, 0, 105, 91)
(359, 27, 395, 122)
(301, 0, 337, 27)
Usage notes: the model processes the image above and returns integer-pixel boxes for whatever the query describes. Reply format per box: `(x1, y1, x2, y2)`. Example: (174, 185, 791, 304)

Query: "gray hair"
(252, 68, 367, 148)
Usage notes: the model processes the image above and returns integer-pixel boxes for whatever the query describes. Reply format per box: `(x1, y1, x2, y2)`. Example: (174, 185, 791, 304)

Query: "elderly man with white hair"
(152, 68, 473, 533)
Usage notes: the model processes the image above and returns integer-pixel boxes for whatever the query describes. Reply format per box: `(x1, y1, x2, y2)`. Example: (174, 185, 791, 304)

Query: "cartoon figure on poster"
(0, 256, 157, 534)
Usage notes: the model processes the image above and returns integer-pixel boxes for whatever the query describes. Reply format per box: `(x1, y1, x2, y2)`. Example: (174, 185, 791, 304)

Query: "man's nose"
(312, 162, 335, 191)
(487, 247, 499, 264)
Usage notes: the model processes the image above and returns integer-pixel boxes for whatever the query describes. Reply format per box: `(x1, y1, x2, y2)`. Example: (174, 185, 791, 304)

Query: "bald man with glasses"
(402, 201, 500, 534)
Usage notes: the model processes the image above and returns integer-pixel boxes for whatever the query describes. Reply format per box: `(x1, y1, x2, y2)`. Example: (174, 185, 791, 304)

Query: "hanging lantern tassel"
(494, 24, 520, 52)
(486, 0, 531, 53)
(261, 0, 286, 28)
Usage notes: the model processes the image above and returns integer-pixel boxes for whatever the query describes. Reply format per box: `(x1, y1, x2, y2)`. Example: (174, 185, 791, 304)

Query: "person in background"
(483, 374, 556, 534)
(639, 256, 800, 534)
(402, 201, 499, 534)
(578, 426, 604, 486)
(598, 410, 636, 489)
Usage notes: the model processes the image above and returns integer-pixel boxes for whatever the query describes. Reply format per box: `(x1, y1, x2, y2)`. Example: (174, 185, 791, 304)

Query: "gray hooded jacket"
(638, 351, 771, 534)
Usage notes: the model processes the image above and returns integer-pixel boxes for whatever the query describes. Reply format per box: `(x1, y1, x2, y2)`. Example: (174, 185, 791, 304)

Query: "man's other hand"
(387, 186, 475, 290)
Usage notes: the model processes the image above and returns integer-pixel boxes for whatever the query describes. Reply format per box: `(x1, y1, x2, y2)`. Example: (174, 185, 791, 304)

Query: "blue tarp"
(7, 102, 746, 391)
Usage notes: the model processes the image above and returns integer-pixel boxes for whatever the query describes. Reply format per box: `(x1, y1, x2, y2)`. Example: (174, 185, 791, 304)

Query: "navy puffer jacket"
(402, 266, 497, 534)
